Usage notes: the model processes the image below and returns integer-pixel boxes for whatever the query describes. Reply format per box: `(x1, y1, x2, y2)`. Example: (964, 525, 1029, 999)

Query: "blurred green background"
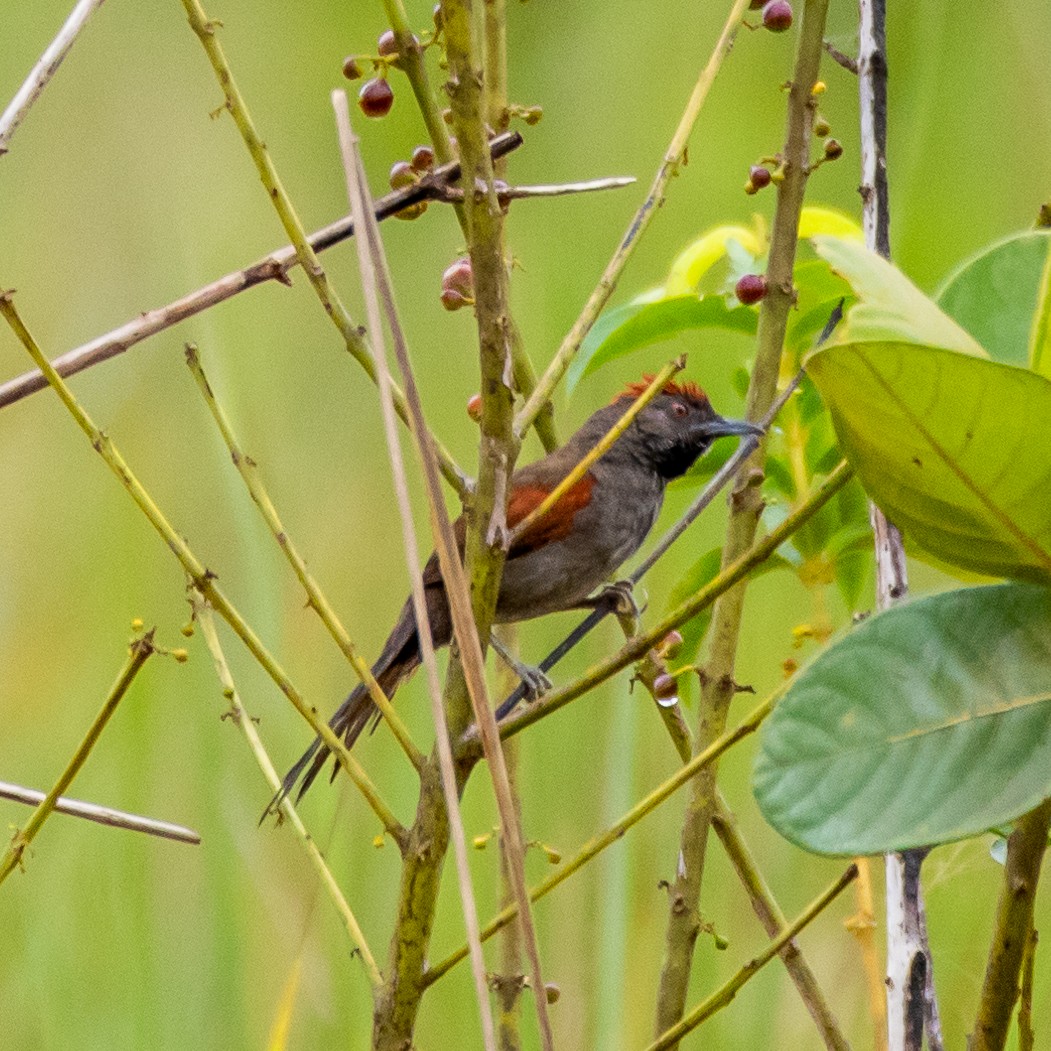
(2, 2, 1049, 1048)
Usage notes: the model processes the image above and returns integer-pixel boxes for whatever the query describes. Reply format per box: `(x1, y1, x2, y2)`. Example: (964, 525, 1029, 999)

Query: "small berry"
(411, 144, 435, 171)
(653, 673, 678, 700)
(660, 630, 684, 660)
(181, 622, 195, 638)
(441, 288, 470, 311)
(735, 273, 768, 305)
(171, 648, 190, 664)
(394, 201, 427, 221)
(762, 1, 793, 32)
(814, 116, 831, 137)
(341, 56, 362, 81)
(378, 29, 418, 69)
(441, 257, 474, 298)
(544, 983, 561, 1005)
(823, 138, 843, 160)
(749, 165, 772, 190)
(389, 160, 416, 189)
(811, 80, 827, 96)
(131, 617, 144, 631)
(521, 105, 543, 126)
(466, 394, 483, 421)
(358, 78, 394, 118)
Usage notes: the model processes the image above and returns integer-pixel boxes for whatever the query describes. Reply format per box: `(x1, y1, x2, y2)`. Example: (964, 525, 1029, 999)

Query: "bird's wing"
(506, 471, 596, 557)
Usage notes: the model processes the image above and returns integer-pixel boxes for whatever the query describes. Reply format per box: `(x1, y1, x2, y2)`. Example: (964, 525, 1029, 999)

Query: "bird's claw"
(593, 579, 640, 620)
(517, 663, 553, 701)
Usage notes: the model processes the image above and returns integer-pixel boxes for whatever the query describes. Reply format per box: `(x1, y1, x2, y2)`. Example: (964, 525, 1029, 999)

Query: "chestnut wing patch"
(507, 473, 596, 558)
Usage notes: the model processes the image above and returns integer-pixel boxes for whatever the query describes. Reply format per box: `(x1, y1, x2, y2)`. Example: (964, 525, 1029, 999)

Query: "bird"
(274, 377, 760, 808)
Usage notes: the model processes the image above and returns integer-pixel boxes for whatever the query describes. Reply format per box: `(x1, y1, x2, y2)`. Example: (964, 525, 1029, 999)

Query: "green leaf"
(811, 236, 985, 356)
(754, 583, 1051, 855)
(566, 295, 757, 393)
(806, 341, 1051, 584)
(935, 230, 1051, 369)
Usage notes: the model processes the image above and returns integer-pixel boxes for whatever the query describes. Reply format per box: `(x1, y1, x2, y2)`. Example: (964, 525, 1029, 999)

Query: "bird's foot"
(588, 579, 640, 621)
(490, 632, 553, 701)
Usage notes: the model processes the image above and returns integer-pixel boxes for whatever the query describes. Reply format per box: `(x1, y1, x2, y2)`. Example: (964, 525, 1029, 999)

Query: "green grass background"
(1, 1, 1049, 1048)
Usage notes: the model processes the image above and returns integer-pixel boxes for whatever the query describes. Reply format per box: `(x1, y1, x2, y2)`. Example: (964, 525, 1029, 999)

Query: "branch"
(178, 0, 482, 497)
(628, 599, 850, 1051)
(441, 1, 556, 1046)
(513, 0, 753, 439)
(0, 0, 108, 156)
(427, 691, 781, 985)
(0, 632, 155, 884)
(970, 799, 1051, 1051)
(654, 2, 831, 1037)
(184, 343, 424, 774)
(0, 291, 407, 849)
(431, 176, 636, 202)
(334, 95, 497, 1050)
(646, 865, 859, 1050)
(857, 1, 940, 1047)
(0, 780, 199, 846)
(0, 133, 521, 430)
(192, 593, 382, 988)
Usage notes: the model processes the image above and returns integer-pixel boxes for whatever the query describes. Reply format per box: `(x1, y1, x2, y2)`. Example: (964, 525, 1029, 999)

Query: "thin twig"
(440, 0, 557, 1044)
(645, 865, 860, 1050)
(192, 593, 382, 988)
(0, 0, 108, 156)
(431, 176, 636, 202)
(178, 0, 472, 497)
(426, 691, 781, 985)
(0, 780, 200, 846)
(970, 800, 1051, 1051)
(513, 0, 753, 439)
(0, 291, 407, 849)
(0, 633, 155, 884)
(0, 133, 521, 433)
(653, 2, 831, 1039)
(630, 612, 850, 1051)
(857, 1, 939, 1048)
(333, 92, 497, 1051)
(184, 343, 424, 774)
(510, 358, 683, 542)
(823, 39, 858, 75)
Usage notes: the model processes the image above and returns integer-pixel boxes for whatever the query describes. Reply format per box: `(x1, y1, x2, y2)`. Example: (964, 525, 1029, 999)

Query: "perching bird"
(276, 378, 760, 806)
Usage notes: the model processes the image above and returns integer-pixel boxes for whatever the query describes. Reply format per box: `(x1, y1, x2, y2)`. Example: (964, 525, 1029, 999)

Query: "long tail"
(265, 600, 422, 818)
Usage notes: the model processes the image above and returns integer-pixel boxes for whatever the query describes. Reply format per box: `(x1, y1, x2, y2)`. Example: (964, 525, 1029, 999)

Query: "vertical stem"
(857, 2, 940, 1047)
(969, 799, 1051, 1051)
(443, 4, 557, 1047)
(0, 634, 155, 884)
(652, 2, 831, 1042)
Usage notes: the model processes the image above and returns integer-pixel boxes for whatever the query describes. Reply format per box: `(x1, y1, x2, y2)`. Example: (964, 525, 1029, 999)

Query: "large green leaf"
(935, 230, 1051, 369)
(754, 583, 1051, 856)
(806, 341, 1051, 583)
(811, 236, 985, 356)
(566, 295, 756, 393)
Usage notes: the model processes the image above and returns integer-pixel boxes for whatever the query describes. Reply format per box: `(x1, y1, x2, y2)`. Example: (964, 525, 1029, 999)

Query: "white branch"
(0, 0, 108, 156)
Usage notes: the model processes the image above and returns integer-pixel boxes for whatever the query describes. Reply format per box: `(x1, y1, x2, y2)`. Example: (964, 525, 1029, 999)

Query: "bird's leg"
(574, 579, 641, 622)
(489, 632, 553, 701)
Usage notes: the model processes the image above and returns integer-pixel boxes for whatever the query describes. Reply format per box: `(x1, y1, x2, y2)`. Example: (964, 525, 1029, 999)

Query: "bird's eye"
(671, 402, 688, 418)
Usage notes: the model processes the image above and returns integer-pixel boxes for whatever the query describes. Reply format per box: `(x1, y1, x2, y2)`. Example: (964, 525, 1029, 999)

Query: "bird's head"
(611, 377, 763, 480)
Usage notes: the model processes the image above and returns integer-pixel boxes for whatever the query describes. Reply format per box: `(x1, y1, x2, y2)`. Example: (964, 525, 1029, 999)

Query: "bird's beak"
(696, 414, 765, 441)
